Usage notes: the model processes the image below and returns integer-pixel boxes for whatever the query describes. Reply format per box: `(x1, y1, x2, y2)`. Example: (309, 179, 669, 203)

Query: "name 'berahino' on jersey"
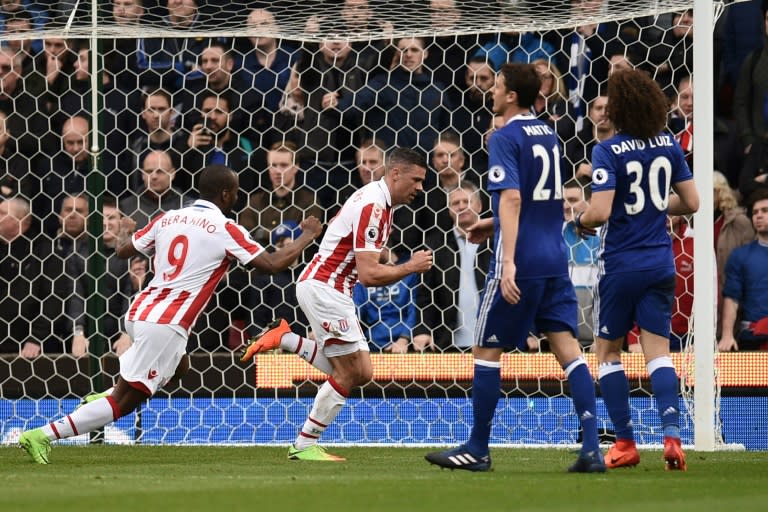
(590, 131, 693, 274)
(486, 113, 569, 280)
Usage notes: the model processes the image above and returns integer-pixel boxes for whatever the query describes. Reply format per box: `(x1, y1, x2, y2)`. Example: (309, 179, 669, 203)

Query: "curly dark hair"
(607, 69, 668, 139)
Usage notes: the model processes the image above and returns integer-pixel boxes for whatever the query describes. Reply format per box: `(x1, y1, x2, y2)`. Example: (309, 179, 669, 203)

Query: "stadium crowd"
(1, 0, 768, 358)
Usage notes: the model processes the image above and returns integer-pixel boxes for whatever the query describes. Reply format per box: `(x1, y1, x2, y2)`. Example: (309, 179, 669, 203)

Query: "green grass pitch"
(1, 446, 767, 512)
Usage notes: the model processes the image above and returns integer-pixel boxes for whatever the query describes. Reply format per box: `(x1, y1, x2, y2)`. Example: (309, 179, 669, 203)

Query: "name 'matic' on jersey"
(127, 200, 264, 331)
(486, 113, 568, 280)
(590, 132, 693, 274)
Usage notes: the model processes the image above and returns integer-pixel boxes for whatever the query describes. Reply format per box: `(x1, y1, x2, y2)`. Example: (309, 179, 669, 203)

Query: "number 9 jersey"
(590, 132, 693, 274)
(126, 199, 265, 332)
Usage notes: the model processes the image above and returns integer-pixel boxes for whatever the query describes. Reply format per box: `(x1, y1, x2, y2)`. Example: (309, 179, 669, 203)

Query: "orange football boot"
(240, 319, 291, 361)
(663, 436, 687, 471)
(604, 439, 640, 468)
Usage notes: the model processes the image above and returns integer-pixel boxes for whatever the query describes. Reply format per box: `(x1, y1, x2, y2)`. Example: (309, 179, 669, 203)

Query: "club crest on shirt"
(365, 226, 379, 242)
(592, 168, 609, 185)
(371, 204, 383, 219)
(321, 319, 350, 335)
(489, 165, 505, 183)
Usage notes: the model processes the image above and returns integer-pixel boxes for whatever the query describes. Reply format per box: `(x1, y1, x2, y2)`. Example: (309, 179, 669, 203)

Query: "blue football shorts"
(592, 268, 675, 341)
(475, 275, 578, 350)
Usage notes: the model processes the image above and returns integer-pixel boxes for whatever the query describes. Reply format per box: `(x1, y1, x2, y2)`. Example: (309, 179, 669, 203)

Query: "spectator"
(59, 40, 135, 195)
(249, 221, 310, 342)
(562, 178, 600, 346)
(668, 75, 694, 167)
(733, 7, 768, 158)
(104, 0, 145, 94)
(120, 149, 187, 228)
(332, 36, 452, 156)
(337, 138, 387, 206)
(740, 136, 768, 200)
(451, 57, 495, 173)
(296, 34, 381, 207)
(40, 115, 90, 236)
(123, 87, 186, 193)
(236, 8, 298, 150)
(532, 59, 570, 135)
(0, 47, 51, 158)
(714, 170, 755, 300)
(353, 245, 418, 353)
(718, 190, 768, 351)
(424, 0, 480, 105)
(239, 141, 322, 246)
(27, 193, 90, 358)
(177, 42, 257, 136)
(135, 0, 219, 90)
(2, 8, 41, 74)
(0, 196, 38, 354)
(413, 182, 491, 352)
(0, 109, 37, 202)
(393, 130, 482, 252)
(474, 28, 555, 70)
(31, 37, 75, 126)
(649, 9, 693, 97)
(98, 196, 133, 355)
(564, 94, 614, 181)
(179, 89, 258, 195)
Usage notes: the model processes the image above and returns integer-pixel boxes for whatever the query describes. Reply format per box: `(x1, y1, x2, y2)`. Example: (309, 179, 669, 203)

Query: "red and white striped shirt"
(299, 179, 393, 296)
(127, 200, 264, 332)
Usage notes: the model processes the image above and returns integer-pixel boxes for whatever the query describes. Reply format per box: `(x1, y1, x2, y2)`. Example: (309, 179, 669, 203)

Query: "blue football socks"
(599, 361, 634, 441)
(564, 358, 599, 453)
(648, 357, 681, 439)
(465, 361, 501, 457)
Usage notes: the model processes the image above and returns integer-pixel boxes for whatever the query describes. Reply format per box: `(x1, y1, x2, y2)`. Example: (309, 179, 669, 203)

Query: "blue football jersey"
(486, 114, 568, 280)
(590, 131, 693, 274)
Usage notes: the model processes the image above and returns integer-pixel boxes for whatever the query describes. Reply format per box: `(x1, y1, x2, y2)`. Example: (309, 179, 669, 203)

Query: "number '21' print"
(531, 144, 562, 201)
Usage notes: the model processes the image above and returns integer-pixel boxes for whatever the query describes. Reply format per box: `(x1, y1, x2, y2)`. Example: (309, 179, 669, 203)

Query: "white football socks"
(41, 396, 120, 441)
(294, 378, 348, 449)
(280, 332, 333, 375)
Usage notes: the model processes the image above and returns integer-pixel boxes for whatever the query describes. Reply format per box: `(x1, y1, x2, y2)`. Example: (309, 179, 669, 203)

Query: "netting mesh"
(1, 0, 756, 449)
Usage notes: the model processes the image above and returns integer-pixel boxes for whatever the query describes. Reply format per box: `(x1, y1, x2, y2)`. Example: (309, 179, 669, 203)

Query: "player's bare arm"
(499, 189, 521, 304)
(248, 215, 322, 273)
(575, 189, 613, 238)
(466, 218, 494, 244)
(356, 249, 432, 287)
(115, 216, 138, 258)
(667, 179, 700, 216)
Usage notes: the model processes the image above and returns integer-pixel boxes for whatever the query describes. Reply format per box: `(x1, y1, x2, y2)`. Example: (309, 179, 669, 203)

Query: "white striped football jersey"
(299, 179, 393, 296)
(126, 199, 263, 331)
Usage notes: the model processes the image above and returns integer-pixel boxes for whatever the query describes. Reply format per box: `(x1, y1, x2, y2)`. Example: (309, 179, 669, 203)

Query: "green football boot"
(19, 428, 52, 464)
(287, 444, 345, 461)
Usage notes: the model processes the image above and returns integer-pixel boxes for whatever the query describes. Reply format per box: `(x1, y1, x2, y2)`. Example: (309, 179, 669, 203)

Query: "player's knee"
(357, 365, 373, 384)
(173, 354, 190, 381)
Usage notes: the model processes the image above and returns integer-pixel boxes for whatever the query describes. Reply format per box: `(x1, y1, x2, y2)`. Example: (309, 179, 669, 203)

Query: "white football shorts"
(296, 279, 369, 357)
(121, 320, 187, 396)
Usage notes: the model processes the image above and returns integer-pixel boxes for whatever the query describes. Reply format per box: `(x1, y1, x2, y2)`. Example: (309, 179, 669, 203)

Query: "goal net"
(0, 0, 758, 450)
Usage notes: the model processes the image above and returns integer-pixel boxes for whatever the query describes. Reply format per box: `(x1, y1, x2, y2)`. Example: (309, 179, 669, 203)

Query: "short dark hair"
(197, 90, 233, 112)
(498, 63, 541, 109)
(103, 194, 118, 210)
(198, 164, 236, 201)
(386, 147, 427, 172)
(435, 130, 462, 149)
(143, 86, 172, 107)
(747, 188, 768, 213)
(564, 176, 592, 201)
